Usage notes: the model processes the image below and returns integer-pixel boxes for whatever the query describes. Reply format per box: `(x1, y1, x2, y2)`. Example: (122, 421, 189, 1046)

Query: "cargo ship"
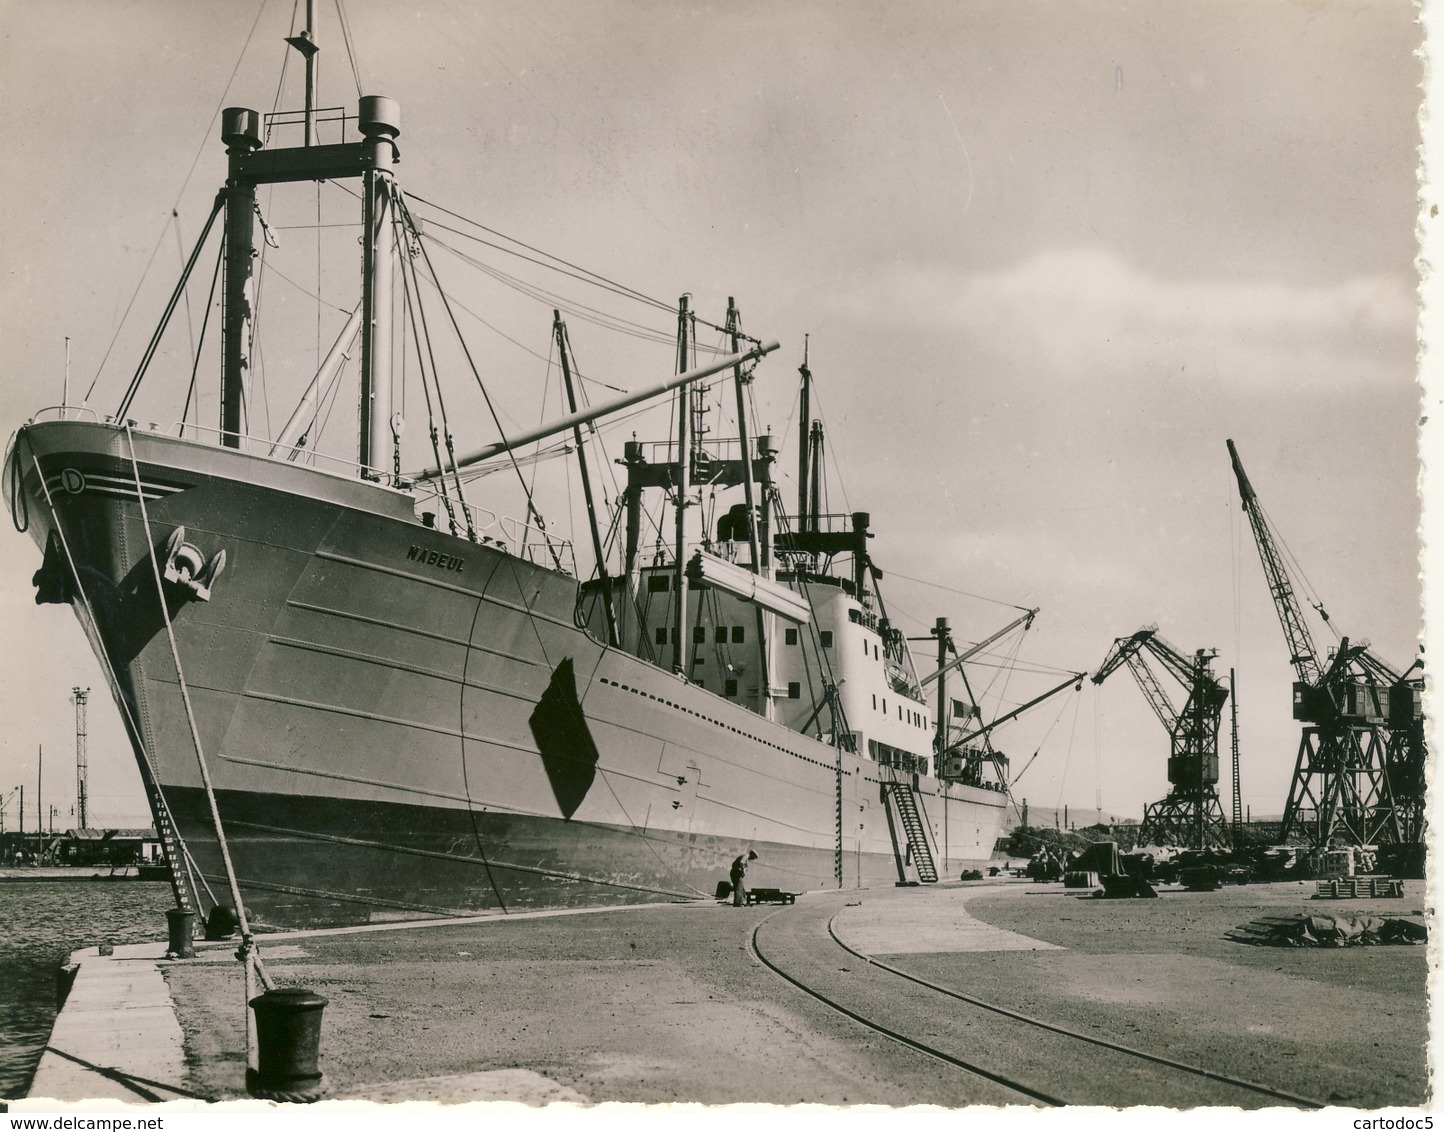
(4, 21, 1032, 930)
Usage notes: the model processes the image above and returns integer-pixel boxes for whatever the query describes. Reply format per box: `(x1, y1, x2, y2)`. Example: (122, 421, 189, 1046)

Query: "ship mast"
(555, 311, 619, 646)
(357, 128, 397, 477)
(284, 0, 321, 147)
(797, 338, 811, 532)
(672, 297, 693, 674)
(727, 298, 773, 718)
(220, 11, 399, 476)
(220, 120, 258, 448)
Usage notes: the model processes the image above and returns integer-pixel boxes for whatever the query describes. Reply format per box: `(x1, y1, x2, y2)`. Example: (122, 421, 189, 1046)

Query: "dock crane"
(923, 610, 1082, 790)
(1226, 440, 1424, 850)
(943, 671, 1087, 790)
(1092, 628, 1231, 849)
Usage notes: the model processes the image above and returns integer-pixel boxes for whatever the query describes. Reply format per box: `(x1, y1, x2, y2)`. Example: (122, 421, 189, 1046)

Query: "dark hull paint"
(165, 786, 945, 929)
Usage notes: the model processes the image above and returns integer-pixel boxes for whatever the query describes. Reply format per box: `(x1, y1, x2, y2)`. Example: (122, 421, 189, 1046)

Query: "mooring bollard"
(56, 963, 80, 1010)
(204, 904, 240, 941)
(246, 988, 329, 1103)
(165, 907, 196, 959)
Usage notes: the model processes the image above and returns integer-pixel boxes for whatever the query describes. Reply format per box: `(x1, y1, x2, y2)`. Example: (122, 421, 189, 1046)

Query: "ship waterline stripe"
(312, 549, 577, 631)
(215, 820, 703, 900)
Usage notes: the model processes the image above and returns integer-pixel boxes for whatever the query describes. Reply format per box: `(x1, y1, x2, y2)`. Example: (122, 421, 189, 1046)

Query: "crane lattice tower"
(74, 687, 89, 830)
(1229, 669, 1243, 847)
(1093, 629, 1230, 850)
(1227, 441, 1424, 849)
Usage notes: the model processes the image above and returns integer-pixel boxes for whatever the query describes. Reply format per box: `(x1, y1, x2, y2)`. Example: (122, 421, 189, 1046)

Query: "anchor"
(32, 530, 74, 605)
(160, 525, 226, 602)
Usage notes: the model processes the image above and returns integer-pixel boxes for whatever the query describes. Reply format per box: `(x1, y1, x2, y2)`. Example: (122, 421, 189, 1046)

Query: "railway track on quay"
(748, 898, 1327, 1109)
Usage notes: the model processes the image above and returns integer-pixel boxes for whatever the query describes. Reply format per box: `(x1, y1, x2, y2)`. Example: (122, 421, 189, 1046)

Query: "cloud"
(829, 246, 1417, 387)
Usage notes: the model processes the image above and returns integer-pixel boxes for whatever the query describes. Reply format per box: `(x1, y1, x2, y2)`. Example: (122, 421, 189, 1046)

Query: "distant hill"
(999, 803, 1283, 833)
(998, 804, 1130, 833)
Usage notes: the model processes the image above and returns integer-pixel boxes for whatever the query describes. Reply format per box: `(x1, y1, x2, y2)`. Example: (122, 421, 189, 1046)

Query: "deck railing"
(28, 410, 571, 569)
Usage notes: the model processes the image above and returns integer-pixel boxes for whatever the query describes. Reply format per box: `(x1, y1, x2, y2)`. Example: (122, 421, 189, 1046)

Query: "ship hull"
(9, 420, 1007, 929)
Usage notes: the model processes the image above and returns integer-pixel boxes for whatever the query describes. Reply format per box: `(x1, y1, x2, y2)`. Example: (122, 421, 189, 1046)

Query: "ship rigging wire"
(123, 425, 276, 994)
(551, 315, 636, 599)
(1252, 493, 1341, 647)
(397, 222, 466, 536)
(83, 0, 269, 404)
(399, 200, 476, 537)
(421, 238, 653, 380)
(333, 0, 365, 96)
(245, 255, 355, 315)
(115, 193, 226, 422)
(423, 228, 682, 353)
(179, 241, 225, 436)
(337, 175, 704, 361)
(14, 432, 219, 914)
(804, 378, 853, 519)
(271, 0, 297, 134)
(1052, 686, 1085, 817)
(1007, 687, 1077, 788)
(174, 213, 199, 371)
(402, 189, 762, 347)
(398, 189, 554, 545)
(884, 568, 1033, 613)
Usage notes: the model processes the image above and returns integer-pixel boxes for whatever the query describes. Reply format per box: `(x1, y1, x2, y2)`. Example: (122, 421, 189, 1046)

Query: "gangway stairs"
(138, 761, 198, 914)
(885, 781, 939, 883)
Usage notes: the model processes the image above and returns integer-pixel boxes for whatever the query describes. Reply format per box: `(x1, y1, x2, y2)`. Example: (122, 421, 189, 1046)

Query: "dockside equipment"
(1226, 440, 1424, 849)
(1092, 629, 1231, 849)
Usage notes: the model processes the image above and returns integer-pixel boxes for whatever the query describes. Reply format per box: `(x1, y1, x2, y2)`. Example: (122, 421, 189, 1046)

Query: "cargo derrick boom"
(1093, 629, 1230, 849)
(1226, 440, 1422, 849)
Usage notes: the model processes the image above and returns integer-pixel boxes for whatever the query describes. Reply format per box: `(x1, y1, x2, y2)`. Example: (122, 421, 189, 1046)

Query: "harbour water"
(0, 880, 173, 1099)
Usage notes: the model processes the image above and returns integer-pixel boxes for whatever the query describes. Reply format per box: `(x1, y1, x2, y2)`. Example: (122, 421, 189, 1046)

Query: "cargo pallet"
(745, 888, 799, 905)
(1313, 877, 1405, 899)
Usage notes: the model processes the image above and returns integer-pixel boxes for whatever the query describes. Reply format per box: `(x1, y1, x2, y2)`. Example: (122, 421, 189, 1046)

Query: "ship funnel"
(358, 95, 401, 140)
(221, 108, 262, 153)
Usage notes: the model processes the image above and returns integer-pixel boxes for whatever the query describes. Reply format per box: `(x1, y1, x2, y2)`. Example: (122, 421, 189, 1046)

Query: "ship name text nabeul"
(406, 545, 465, 573)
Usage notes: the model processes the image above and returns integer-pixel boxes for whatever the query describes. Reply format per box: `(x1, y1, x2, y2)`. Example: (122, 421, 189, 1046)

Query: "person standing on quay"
(730, 850, 758, 906)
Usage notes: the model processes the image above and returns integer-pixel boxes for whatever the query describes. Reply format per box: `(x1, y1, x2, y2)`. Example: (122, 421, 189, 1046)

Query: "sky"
(0, 0, 1426, 833)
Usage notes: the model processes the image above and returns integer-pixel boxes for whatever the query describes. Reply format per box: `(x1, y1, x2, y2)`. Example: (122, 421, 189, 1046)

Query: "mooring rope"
(9, 439, 29, 533)
(122, 427, 275, 1012)
(20, 431, 217, 909)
